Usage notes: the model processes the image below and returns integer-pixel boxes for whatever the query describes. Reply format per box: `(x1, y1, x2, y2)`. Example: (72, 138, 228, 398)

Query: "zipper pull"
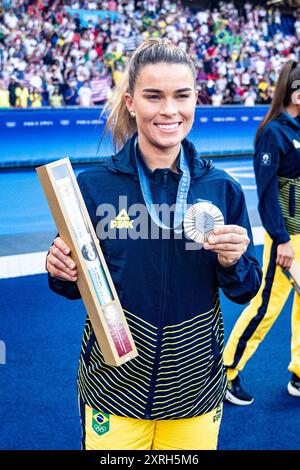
(162, 170, 168, 188)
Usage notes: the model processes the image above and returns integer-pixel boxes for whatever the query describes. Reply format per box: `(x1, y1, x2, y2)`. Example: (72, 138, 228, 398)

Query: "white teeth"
(156, 123, 180, 130)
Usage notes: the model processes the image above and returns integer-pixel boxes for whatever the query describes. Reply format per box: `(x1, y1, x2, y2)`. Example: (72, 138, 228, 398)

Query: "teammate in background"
(224, 60, 300, 405)
(46, 39, 261, 450)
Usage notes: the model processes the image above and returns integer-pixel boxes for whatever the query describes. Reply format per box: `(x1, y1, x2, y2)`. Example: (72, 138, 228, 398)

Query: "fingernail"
(208, 236, 215, 243)
(69, 263, 75, 269)
(64, 249, 70, 254)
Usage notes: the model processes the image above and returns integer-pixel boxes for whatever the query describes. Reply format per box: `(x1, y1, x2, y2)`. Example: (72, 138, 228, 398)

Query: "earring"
(130, 111, 136, 118)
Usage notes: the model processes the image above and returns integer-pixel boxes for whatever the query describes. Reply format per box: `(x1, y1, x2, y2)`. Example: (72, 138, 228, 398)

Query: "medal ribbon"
(134, 137, 191, 233)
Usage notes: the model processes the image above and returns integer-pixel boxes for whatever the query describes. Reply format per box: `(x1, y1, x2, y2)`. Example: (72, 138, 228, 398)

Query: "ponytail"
(101, 68, 136, 150)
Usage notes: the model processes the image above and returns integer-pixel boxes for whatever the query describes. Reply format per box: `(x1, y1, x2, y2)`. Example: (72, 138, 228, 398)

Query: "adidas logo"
(110, 209, 133, 229)
(293, 139, 300, 149)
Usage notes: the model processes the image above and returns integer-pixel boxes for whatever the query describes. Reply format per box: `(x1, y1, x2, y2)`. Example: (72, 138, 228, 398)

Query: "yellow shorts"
(79, 402, 223, 450)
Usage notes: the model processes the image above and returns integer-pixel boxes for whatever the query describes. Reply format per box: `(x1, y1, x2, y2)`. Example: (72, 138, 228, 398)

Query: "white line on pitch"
(252, 226, 265, 245)
(227, 172, 254, 178)
(225, 166, 253, 172)
(0, 251, 47, 279)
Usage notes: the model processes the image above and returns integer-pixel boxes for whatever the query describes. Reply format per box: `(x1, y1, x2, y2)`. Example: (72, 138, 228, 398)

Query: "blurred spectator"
(108, 1, 117, 12)
(15, 82, 29, 108)
(243, 85, 257, 106)
(112, 62, 125, 87)
(0, 80, 10, 107)
(211, 88, 224, 106)
(0, 0, 299, 106)
(8, 77, 18, 107)
(64, 79, 79, 106)
(29, 88, 42, 108)
(241, 69, 251, 87)
(4, 9, 18, 29)
(258, 75, 272, 104)
(78, 81, 93, 107)
(50, 88, 64, 108)
(222, 88, 233, 105)
(197, 83, 210, 105)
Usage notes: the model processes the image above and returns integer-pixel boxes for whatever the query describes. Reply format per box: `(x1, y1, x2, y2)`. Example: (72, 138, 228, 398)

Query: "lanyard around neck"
(134, 137, 191, 234)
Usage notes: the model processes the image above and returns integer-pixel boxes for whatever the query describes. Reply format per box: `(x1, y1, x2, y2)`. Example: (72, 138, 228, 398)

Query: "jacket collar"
(105, 133, 213, 180)
(278, 111, 300, 129)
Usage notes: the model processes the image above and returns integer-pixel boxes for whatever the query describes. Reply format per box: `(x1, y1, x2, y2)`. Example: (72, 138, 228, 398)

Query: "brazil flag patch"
(92, 409, 110, 436)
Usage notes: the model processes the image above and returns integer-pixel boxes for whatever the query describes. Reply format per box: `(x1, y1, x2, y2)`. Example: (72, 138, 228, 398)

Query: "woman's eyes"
(146, 95, 160, 100)
(145, 94, 190, 100)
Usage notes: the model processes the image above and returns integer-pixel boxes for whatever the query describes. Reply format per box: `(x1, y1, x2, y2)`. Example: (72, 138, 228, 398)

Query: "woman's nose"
(159, 99, 178, 116)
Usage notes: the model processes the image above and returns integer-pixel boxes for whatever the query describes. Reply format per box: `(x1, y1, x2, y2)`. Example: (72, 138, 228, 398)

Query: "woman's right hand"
(46, 237, 77, 282)
(276, 241, 294, 270)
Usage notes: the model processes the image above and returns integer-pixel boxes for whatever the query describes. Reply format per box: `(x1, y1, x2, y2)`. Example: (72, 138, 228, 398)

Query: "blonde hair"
(101, 38, 197, 150)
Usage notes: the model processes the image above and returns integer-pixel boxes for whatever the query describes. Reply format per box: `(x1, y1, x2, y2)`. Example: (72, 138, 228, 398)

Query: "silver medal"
(184, 202, 224, 244)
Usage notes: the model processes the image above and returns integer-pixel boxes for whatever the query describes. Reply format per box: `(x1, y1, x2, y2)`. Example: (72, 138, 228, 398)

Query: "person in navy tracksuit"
(46, 38, 261, 450)
(224, 60, 300, 406)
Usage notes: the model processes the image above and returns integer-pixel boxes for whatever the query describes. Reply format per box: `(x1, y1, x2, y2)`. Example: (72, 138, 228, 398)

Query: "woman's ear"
(291, 89, 300, 105)
(124, 93, 134, 114)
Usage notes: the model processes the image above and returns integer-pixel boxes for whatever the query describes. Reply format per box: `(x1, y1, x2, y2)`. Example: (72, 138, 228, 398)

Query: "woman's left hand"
(203, 225, 250, 268)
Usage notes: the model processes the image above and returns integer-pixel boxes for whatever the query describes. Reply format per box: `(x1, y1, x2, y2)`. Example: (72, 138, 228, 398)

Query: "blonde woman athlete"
(46, 39, 261, 449)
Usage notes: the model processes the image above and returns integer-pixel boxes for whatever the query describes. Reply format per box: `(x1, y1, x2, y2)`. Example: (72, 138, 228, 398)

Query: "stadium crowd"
(0, 0, 299, 108)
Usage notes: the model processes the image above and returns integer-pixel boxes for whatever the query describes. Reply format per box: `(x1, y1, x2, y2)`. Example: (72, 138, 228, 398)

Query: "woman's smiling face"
(125, 62, 198, 153)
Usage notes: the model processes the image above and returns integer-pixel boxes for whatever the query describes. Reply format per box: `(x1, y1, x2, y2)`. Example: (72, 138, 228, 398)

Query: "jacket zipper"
(144, 170, 169, 418)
